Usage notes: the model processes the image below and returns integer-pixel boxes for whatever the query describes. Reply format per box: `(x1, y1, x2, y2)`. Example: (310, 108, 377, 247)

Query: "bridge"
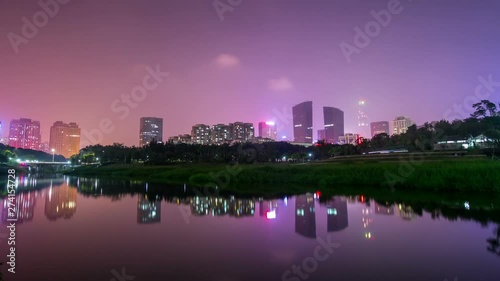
(20, 161, 77, 172)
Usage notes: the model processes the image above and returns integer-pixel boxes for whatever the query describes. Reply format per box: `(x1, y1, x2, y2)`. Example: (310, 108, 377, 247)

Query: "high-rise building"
(258, 121, 277, 140)
(211, 124, 232, 144)
(191, 124, 211, 144)
(49, 121, 81, 158)
(139, 117, 163, 146)
(293, 101, 313, 143)
(370, 121, 390, 137)
(357, 100, 369, 136)
(317, 129, 325, 141)
(391, 116, 414, 135)
(229, 122, 254, 142)
(323, 107, 344, 144)
(8, 118, 41, 150)
(338, 133, 361, 145)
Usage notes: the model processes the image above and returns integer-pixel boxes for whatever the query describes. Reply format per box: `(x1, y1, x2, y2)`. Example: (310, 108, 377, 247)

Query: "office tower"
(357, 100, 369, 136)
(191, 124, 211, 144)
(338, 133, 361, 145)
(49, 121, 81, 158)
(295, 194, 316, 238)
(258, 121, 277, 140)
(229, 122, 254, 142)
(370, 121, 390, 137)
(292, 101, 313, 143)
(139, 117, 163, 146)
(327, 197, 348, 232)
(317, 129, 325, 141)
(323, 106, 344, 144)
(211, 124, 232, 144)
(8, 118, 41, 150)
(137, 194, 161, 224)
(391, 116, 414, 135)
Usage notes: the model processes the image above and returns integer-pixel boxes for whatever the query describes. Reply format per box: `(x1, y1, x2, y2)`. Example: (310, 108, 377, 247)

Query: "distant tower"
(357, 100, 369, 137)
(139, 117, 163, 146)
(292, 101, 313, 143)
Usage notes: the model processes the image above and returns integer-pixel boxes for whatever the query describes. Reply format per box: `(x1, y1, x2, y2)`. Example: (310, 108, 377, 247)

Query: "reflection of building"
(229, 199, 255, 218)
(295, 194, 316, 238)
(293, 101, 313, 143)
(370, 121, 390, 137)
(398, 204, 416, 220)
(324, 106, 344, 144)
(326, 197, 348, 232)
(2, 192, 36, 223)
(258, 122, 277, 141)
(45, 184, 77, 221)
(190, 197, 254, 218)
(49, 121, 81, 158)
(139, 117, 163, 146)
(137, 195, 161, 223)
(259, 199, 279, 219)
(375, 202, 394, 215)
(8, 118, 41, 150)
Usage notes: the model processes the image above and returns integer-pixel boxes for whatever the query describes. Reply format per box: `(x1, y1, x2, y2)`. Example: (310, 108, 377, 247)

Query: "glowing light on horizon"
(266, 210, 276, 219)
(265, 121, 275, 126)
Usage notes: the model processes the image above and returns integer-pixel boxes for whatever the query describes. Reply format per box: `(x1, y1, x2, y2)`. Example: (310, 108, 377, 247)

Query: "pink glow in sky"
(1, 0, 499, 147)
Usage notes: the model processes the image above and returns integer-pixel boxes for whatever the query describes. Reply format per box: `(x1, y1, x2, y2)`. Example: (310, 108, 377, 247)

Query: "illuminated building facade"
(370, 121, 390, 137)
(168, 134, 192, 144)
(317, 129, 325, 141)
(391, 116, 414, 135)
(49, 121, 81, 158)
(8, 118, 41, 150)
(293, 101, 313, 143)
(357, 100, 369, 136)
(191, 124, 211, 144)
(139, 117, 163, 146)
(211, 124, 232, 144)
(258, 121, 277, 140)
(229, 122, 254, 142)
(338, 133, 360, 145)
(323, 106, 344, 144)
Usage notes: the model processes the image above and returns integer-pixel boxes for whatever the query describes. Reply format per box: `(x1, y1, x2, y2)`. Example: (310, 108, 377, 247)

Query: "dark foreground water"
(1, 175, 499, 281)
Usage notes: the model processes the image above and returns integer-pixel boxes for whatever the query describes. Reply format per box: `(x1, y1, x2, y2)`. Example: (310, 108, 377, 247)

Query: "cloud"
(268, 77, 293, 92)
(214, 54, 240, 68)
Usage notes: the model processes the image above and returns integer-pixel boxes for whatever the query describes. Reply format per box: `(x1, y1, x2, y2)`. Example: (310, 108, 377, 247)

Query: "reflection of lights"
(365, 232, 372, 239)
(464, 201, 470, 210)
(296, 209, 305, 216)
(327, 208, 337, 215)
(266, 210, 276, 219)
(284, 197, 287, 206)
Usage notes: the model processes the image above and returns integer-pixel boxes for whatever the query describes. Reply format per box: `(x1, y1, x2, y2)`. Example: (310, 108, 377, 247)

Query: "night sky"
(1, 0, 499, 147)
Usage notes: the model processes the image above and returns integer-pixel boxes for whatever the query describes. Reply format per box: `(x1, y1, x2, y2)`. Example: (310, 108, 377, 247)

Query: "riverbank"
(63, 158, 500, 193)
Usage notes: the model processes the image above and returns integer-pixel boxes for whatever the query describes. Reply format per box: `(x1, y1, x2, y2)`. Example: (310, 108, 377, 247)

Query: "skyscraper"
(323, 107, 344, 144)
(139, 117, 163, 146)
(370, 121, 390, 137)
(49, 121, 81, 158)
(391, 116, 414, 135)
(357, 100, 369, 136)
(292, 101, 313, 143)
(211, 124, 231, 144)
(258, 121, 277, 140)
(8, 118, 41, 150)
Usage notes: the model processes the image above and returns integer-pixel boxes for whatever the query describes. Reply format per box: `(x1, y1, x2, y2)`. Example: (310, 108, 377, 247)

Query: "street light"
(51, 149, 55, 162)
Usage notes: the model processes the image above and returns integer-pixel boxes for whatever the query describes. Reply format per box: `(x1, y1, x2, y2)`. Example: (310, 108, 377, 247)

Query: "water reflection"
(326, 196, 348, 232)
(295, 194, 316, 238)
(137, 194, 161, 224)
(45, 182, 77, 221)
(2, 191, 37, 223)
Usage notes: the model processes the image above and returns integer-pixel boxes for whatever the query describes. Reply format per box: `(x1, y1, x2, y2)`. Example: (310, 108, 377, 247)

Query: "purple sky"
(1, 0, 499, 147)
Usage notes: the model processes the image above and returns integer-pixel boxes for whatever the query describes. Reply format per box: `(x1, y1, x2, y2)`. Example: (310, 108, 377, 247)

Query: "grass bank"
(63, 158, 500, 193)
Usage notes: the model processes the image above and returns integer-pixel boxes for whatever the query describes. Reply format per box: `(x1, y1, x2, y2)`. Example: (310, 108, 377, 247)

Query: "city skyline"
(2, 1, 499, 147)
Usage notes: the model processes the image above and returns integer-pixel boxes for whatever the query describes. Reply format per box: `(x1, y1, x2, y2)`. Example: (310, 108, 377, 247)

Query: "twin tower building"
(293, 101, 344, 144)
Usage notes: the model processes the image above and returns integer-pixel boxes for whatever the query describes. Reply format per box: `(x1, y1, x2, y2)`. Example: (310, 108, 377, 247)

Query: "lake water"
(1, 175, 499, 281)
